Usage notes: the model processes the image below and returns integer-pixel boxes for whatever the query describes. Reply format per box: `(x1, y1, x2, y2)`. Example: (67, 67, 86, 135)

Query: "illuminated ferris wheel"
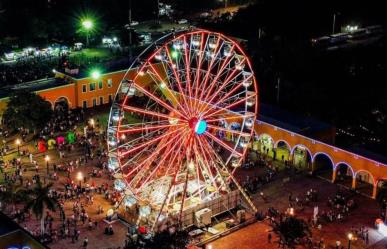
(108, 29, 258, 228)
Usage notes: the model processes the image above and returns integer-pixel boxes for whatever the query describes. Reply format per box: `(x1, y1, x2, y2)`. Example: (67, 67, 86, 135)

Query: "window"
(108, 94, 113, 103)
(93, 98, 97, 107)
(99, 96, 104, 105)
(82, 85, 87, 93)
(98, 80, 103, 90)
(82, 100, 87, 109)
(89, 82, 96, 91)
(107, 79, 113, 88)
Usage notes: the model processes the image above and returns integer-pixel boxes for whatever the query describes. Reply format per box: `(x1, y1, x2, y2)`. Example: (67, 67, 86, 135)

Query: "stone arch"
(54, 96, 70, 111)
(291, 144, 312, 169)
(355, 170, 376, 197)
(255, 133, 275, 157)
(355, 170, 376, 185)
(312, 152, 334, 179)
(275, 140, 291, 162)
(334, 162, 354, 188)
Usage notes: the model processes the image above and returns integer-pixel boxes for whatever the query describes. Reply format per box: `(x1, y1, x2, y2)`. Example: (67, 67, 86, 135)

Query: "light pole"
(332, 13, 340, 34)
(82, 19, 93, 47)
(15, 139, 21, 155)
(89, 118, 95, 129)
(347, 232, 353, 249)
(77, 171, 83, 189)
(45, 155, 50, 174)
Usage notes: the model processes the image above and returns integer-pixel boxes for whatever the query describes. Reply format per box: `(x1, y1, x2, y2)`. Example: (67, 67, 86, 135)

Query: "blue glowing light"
(195, 120, 207, 135)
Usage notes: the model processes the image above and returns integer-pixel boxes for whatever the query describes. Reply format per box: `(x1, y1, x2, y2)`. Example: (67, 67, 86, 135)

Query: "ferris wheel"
(108, 29, 258, 228)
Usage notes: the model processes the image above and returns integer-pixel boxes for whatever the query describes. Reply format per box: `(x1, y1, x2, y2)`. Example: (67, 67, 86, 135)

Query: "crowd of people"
(0, 106, 128, 248)
(0, 58, 58, 86)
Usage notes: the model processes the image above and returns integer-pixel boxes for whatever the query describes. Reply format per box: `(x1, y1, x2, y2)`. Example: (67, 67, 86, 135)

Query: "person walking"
(268, 232, 272, 243)
(83, 236, 88, 248)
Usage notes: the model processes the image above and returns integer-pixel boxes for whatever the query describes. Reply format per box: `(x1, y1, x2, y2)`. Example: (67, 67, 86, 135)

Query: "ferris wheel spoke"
(207, 124, 250, 137)
(124, 129, 185, 179)
(203, 94, 256, 120)
(137, 131, 188, 190)
(200, 46, 237, 109)
(194, 137, 220, 191)
(204, 131, 242, 157)
(202, 71, 252, 116)
(192, 33, 208, 112)
(206, 112, 255, 124)
(165, 47, 192, 117)
(118, 123, 183, 134)
(200, 58, 242, 112)
(120, 127, 184, 157)
(132, 80, 187, 120)
(122, 105, 176, 121)
(197, 137, 229, 193)
(151, 133, 192, 230)
(147, 62, 190, 117)
(194, 37, 223, 113)
(183, 36, 193, 102)
(191, 140, 203, 198)
(200, 78, 246, 117)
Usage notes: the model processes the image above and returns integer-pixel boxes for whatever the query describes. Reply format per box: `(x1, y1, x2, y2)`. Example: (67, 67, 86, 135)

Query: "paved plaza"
(1, 109, 386, 249)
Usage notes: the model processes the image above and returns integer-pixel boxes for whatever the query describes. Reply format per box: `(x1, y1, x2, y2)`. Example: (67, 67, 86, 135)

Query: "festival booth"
(56, 136, 65, 145)
(38, 140, 47, 153)
(66, 132, 76, 144)
(47, 138, 56, 150)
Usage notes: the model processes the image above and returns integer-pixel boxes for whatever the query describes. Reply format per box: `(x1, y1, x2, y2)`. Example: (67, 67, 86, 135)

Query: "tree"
(22, 181, 60, 235)
(274, 216, 311, 248)
(0, 181, 26, 214)
(3, 90, 52, 133)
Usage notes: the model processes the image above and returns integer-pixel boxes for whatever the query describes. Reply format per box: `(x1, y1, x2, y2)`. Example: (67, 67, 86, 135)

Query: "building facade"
(0, 68, 386, 199)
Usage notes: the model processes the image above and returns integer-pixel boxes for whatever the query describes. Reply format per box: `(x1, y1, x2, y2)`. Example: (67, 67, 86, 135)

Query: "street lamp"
(77, 171, 83, 188)
(45, 155, 50, 174)
(91, 70, 100, 80)
(289, 207, 295, 216)
(81, 19, 93, 47)
(347, 232, 353, 249)
(89, 118, 95, 128)
(15, 139, 21, 155)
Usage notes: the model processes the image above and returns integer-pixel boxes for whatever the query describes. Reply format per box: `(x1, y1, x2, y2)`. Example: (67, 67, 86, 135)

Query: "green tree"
(3, 90, 52, 133)
(22, 181, 60, 234)
(0, 182, 26, 214)
(274, 216, 311, 248)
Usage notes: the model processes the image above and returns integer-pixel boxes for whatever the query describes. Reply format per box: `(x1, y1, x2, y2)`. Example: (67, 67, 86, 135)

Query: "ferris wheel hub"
(188, 117, 207, 135)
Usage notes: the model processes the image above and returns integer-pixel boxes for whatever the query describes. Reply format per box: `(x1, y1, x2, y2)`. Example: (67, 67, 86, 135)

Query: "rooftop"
(258, 103, 334, 135)
(0, 78, 69, 99)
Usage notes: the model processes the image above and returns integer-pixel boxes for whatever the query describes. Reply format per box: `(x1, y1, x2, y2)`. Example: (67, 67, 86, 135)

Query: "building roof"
(0, 78, 69, 99)
(59, 56, 133, 79)
(348, 145, 387, 165)
(258, 103, 334, 135)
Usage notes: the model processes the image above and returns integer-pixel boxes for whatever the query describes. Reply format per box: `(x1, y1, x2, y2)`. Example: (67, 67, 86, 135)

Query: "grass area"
(70, 48, 115, 60)
(134, 20, 189, 33)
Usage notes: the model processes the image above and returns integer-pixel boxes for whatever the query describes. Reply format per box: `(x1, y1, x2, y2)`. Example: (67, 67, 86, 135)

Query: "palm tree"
(273, 216, 311, 248)
(0, 181, 26, 214)
(22, 181, 60, 235)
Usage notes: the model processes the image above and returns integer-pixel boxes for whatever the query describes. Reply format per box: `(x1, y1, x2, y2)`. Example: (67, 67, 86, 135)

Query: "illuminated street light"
(347, 232, 353, 249)
(89, 118, 95, 128)
(77, 171, 84, 188)
(82, 19, 93, 30)
(15, 139, 21, 155)
(81, 19, 94, 47)
(91, 70, 101, 80)
(45, 155, 50, 174)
